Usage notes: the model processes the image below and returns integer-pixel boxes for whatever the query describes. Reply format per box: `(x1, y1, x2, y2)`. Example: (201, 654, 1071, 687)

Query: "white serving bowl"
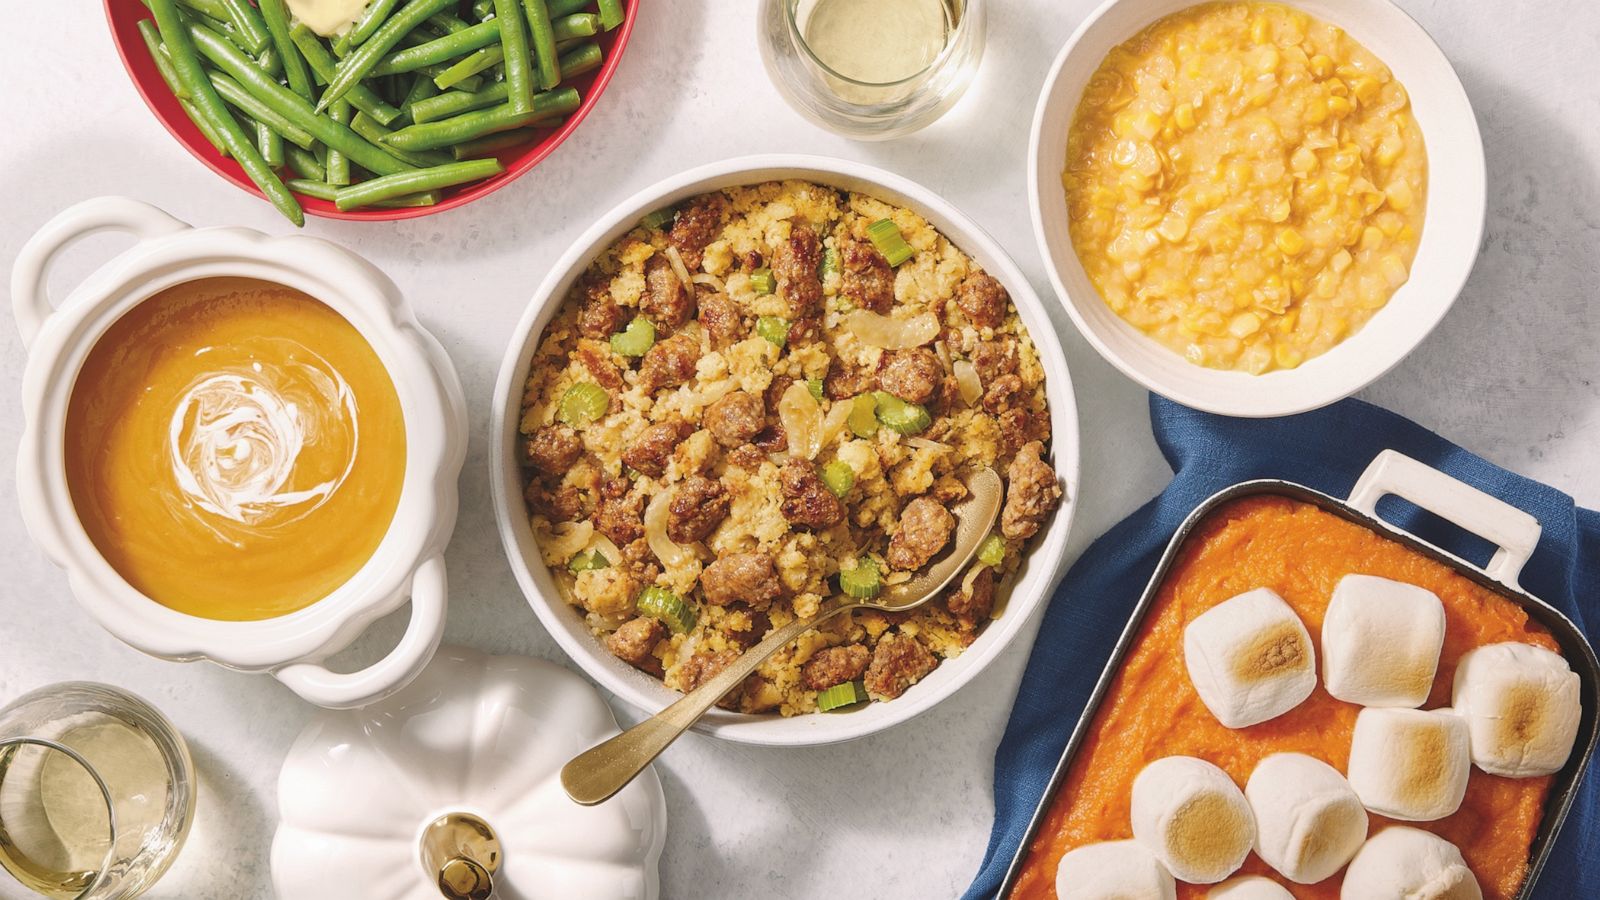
(12, 197, 467, 709)
(490, 155, 1081, 746)
(1029, 0, 1485, 417)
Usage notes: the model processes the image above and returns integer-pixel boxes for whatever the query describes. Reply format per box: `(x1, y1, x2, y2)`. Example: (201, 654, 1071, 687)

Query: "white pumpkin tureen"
(271, 645, 666, 899)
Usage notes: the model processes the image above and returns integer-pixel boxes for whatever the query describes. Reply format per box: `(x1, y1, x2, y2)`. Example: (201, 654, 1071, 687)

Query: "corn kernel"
(1379, 254, 1409, 288)
(1229, 312, 1263, 337)
(1350, 76, 1381, 105)
(1291, 146, 1319, 173)
(1157, 213, 1190, 242)
(1385, 180, 1414, 211)
(1310, 54, 1334, 78)
(1131, 110, 1163, 140)
(1360, 226, 1384, 250)
(1328, 95, 1353, 118)
(1251, 16, 1270, 44)
(1330, 249, 1353, 273)
(1305, 98, 1329, 125)
(1376, 134, 1404, 167)
(1175, 103, 1196, 130)
(1275, 228, 1307, 255)
(1274, 343, 1304, 368)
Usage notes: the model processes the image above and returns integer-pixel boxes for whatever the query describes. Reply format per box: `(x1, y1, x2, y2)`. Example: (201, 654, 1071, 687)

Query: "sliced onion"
(953, 358, 983, 406)
(691, 272, 726, 291)
(959, 564, 984, 595)
(663, 246, 694, 292)
(537, 520, 594, 566)
(822, 398, 855, 445)
(844, 310, 940, 349)
(779, 381, 823, 460)
(906, 437, 950, 451)
(644, 490, 696, 571)
(934, 339, 954, 374)
(590, 534, 623, 565)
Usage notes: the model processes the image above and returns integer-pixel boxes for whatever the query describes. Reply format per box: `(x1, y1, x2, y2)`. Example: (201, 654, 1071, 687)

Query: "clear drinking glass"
(758, 0, 986, 140)
(0, 684, 194, 900)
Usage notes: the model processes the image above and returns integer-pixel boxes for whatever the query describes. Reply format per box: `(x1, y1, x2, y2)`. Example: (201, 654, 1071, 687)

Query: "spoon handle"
(562, 598, 855, 805)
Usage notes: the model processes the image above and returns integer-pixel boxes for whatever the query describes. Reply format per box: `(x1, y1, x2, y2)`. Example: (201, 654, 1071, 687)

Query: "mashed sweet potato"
(1009, 495, 1557, 900)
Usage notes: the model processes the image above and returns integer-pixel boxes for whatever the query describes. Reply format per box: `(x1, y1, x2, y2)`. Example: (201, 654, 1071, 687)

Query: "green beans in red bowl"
(107, 0, 635, 223)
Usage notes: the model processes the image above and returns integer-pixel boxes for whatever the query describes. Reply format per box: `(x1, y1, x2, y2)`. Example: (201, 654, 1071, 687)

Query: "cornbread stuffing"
(519, 180, 1061, 715)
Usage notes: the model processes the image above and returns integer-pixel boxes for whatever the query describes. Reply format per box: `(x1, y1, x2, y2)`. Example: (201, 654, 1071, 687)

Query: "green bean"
(433, 45, 502, 90)
(492, 0, 536, 113)
(174, 0, 229, 19)
(596, 0, 624, 30)
(371, 19, 502, 76)
(552, 13, 599, 41)
(351, 112, 456, 167)
(208, 71, 317, 148)
(470, 0, 494, 20)
(411, 82, 509, 123)
(333, 158, 502, 210)
(218, 0, 269, 53)
(557, 41, 602, 79)
(255, 45, 282, 79)
(336, 0, 401, 53)
(289, 178, 442, 207)
(384, 89, 578, 150)
(450, 126, 549, 159)
(289, 26, 403, 125)
(149, 0, 300, 225)
(398, 74, 441, 123)
(143, 21, 236, 157)
(137, 20, 190, 99)
(427, 12, 473, 33)
(186, 20, 413, 175)
(256, 0, 313, 99)
(326, 100, 352, 184)
(258, 122, 285, 166)
(285, 145, 325, 180)
(521, 0, 560, 90)
(318, 0, 457, 112)
(549, 0, 593, 16)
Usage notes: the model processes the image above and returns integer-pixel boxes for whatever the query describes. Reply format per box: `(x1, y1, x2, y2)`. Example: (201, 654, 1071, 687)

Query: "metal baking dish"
(997, 450, 1600, 898)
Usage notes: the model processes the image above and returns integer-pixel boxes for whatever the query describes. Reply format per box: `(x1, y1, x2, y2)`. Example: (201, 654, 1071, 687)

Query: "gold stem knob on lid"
(420, 813, 501, 900)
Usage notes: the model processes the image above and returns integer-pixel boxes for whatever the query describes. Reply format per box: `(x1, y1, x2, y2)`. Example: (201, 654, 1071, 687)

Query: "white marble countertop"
(2, 1, 1596, 897)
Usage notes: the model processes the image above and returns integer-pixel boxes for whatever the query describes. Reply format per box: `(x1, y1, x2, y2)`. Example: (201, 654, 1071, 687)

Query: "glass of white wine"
(0, 684, 194, 900)
(758, 0, 986, 140)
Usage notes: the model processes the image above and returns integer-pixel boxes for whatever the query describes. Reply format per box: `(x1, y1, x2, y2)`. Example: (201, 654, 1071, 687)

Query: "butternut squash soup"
(64, 277, 406, 621)
(1009, 496, 1558, 900)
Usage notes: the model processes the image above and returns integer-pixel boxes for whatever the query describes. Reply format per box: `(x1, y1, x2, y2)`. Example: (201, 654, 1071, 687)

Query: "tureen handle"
(1348, 449, 1542, 590)
(273, 554, 449, 709)
(10, 197, 187, 350)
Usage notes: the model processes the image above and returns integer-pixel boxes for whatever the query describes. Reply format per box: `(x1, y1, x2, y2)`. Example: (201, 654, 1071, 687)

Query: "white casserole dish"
(489, 154, 1081, 746)
(1029, 0, 1486, 416)
(12, 197, 467, 709)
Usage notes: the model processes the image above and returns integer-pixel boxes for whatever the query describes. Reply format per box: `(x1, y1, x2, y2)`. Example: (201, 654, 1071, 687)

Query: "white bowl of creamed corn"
(1030, 0, 1484, 416)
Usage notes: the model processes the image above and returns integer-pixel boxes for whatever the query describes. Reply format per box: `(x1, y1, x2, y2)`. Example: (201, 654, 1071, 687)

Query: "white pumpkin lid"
(271, 645, 666, 899)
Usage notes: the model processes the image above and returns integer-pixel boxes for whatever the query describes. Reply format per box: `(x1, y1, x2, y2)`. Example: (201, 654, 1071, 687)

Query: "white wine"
(0, 718, 171, 899)
(803, 0, 953, 84)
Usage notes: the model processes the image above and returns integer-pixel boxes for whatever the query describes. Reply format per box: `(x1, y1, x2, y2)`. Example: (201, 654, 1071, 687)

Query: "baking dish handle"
(1347, 450, 1542, 590)
(273, 554, 449, 709)
(10, 197, 188, 350)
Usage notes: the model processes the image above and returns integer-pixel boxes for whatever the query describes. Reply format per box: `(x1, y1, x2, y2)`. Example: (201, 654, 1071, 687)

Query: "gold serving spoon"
(561, 467, 1003, 806)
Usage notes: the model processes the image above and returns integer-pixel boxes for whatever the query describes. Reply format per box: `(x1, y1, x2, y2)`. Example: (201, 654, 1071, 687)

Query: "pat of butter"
(286, 0, 371, 37)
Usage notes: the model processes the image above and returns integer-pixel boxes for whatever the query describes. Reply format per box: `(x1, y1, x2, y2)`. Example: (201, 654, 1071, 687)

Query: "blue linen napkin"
(963, 395, 1599, 899)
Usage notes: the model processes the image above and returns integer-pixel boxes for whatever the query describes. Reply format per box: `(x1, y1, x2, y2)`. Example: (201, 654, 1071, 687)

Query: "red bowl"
(105, 0, 636, 221)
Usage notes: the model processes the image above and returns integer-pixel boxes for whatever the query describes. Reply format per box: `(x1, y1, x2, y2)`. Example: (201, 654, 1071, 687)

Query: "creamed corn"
(1064, 2, 1427, 373)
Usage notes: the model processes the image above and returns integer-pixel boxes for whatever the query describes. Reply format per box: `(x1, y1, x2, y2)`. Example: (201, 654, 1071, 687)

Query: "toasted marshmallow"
(1054, 839, 1176, 900)
(1321, 574, 1445, 707)
(1451, 642, 1582, 777)
(1244, 753, 1368, 883)
(1208, 876, 1295, 900)
(1347, 707, 1470, 820)
(1340, 826, 1482, 900)
(1183, 588, 1317, 728)
(1131, 756, 1255, 884)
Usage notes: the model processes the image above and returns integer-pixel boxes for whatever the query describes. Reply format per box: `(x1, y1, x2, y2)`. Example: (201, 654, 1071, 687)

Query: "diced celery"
(977, 535, 1005, 568)
(848, 394, 879, 439)
(558, 382, 609, 427)
(872, 391, 931, 435)
(756, 316, 790, 348)
(816, 680, 868, 711)
(610, 317, 656, 357)
(866, 218, 914, 266)
(636, 585, 697, 633)
(749, 267, 776, 295)
(839, 558, 881, 599)
(820, 460, 854, 497)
